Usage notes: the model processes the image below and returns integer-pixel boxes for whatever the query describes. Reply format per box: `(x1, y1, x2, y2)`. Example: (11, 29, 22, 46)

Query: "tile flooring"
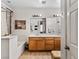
(19, 51, 52, 59)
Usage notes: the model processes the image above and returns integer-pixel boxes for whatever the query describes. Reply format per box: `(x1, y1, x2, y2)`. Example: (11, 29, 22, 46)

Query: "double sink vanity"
(29, 35, 61, 51)
(29, 18, 61, 51)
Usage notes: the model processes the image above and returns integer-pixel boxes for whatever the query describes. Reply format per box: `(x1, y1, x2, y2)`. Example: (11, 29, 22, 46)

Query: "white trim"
(61, 0, 67, 59)
(1, 2, 15, 12)
(9, 36, 17, 59)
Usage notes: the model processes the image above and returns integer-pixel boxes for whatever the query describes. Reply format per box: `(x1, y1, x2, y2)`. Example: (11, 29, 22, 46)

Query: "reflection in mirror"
(30, 17, 61, 35)
(30, 18, 46, 34)
(40, 18, 46, 33)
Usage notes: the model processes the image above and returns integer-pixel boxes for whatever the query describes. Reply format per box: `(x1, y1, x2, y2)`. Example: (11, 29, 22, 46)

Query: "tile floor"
(19, 51, 52, 59)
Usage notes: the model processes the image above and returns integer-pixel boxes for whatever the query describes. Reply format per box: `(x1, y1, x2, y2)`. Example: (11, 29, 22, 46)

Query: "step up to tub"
(51, 51, 61, 59)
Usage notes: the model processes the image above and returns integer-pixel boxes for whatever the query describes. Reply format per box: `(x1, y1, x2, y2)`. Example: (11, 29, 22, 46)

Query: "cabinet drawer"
(29, 37, 40, 40)
(46, 39, 54, 44)
(45, 37, 54, 40)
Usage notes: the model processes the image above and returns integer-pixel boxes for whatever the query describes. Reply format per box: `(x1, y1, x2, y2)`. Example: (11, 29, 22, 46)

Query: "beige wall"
(13, 8, 61, 42)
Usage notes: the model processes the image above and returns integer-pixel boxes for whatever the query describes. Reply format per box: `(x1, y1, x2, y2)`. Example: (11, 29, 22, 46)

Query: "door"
(29, 38, 37, 50)
(67, 0, 78, 59)
(45, 39, 54, 50)
(54, 37, 61, 50)
(61, 0, 67, 59)
(36, 39, 45, 50)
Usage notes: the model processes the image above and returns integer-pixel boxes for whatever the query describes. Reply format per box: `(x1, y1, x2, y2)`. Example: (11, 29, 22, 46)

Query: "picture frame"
(15, 20, 26, 29)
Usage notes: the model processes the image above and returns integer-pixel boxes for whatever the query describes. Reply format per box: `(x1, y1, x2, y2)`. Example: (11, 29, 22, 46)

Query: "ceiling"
(4, 0, 61, 8)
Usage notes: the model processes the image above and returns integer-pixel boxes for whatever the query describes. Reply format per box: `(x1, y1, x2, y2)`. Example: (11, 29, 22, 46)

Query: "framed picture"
(15, 20, 26, 29)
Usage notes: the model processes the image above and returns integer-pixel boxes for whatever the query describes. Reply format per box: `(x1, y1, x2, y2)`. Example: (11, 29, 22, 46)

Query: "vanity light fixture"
(32, 14, 42, 17)
(39, 14, 42, 17)
(39, 0, 46, 4)
(53, 14, 62, 17)
(7, 0, 11, 3)
(42, 0, 46, 4)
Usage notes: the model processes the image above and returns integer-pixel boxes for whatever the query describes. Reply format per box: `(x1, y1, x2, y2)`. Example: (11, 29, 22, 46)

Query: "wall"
(13, 8, 61, 42)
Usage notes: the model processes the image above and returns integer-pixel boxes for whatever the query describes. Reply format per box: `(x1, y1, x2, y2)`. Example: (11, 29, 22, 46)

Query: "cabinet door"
(29, 39, 36, 50)
(54, 37, 61, 50)
(36, 40, 45, 50)
(45, 39, 54, 50)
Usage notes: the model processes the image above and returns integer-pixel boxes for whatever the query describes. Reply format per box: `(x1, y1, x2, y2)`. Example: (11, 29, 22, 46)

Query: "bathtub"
(17, 41, 26, 59)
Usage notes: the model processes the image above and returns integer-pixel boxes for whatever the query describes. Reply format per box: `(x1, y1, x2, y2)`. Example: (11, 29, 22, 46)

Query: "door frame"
(61, 0, 67, 59)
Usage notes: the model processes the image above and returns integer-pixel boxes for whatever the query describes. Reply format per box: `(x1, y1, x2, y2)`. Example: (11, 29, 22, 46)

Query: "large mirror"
(30, 18, 46, 34)
(30, 17, 61, 35)
(39, 18, 46, 33)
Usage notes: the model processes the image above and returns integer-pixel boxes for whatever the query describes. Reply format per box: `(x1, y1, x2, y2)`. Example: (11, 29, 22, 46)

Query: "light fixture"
(39, 0, 46, 4)
(7, 0, 11, 3)
(32, 14, 42, 17)
(53, 14, 62, 17)
(42, 0, 46, 4)
(39, 14, 42, 17)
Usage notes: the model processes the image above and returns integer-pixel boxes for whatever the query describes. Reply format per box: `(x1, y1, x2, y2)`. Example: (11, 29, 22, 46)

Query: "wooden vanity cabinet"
(29, 38, 37, 50)
(36, 39, 45, 50)
(29, 37, 61, 51)
(29, 37, 45, 50)
(54, 37, 61, 50)
(45, 38, 54, 50)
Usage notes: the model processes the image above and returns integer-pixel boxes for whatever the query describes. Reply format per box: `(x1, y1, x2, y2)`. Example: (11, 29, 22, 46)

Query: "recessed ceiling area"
(13, 0, 61, 8)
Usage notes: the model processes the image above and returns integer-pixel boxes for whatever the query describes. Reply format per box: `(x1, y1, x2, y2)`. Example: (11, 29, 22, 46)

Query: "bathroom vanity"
(29, 35, 61, 51)
(29, 17, 61, 51)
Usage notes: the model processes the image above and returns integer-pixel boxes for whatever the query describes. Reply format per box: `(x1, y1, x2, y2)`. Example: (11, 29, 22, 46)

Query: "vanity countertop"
(1, 34, 17, 39)
(29, 35, 61, 37)
(1, 35, 11, 39)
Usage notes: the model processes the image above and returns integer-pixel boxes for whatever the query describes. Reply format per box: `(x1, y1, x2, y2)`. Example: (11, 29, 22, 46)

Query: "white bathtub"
(17, 41, 26, 59)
